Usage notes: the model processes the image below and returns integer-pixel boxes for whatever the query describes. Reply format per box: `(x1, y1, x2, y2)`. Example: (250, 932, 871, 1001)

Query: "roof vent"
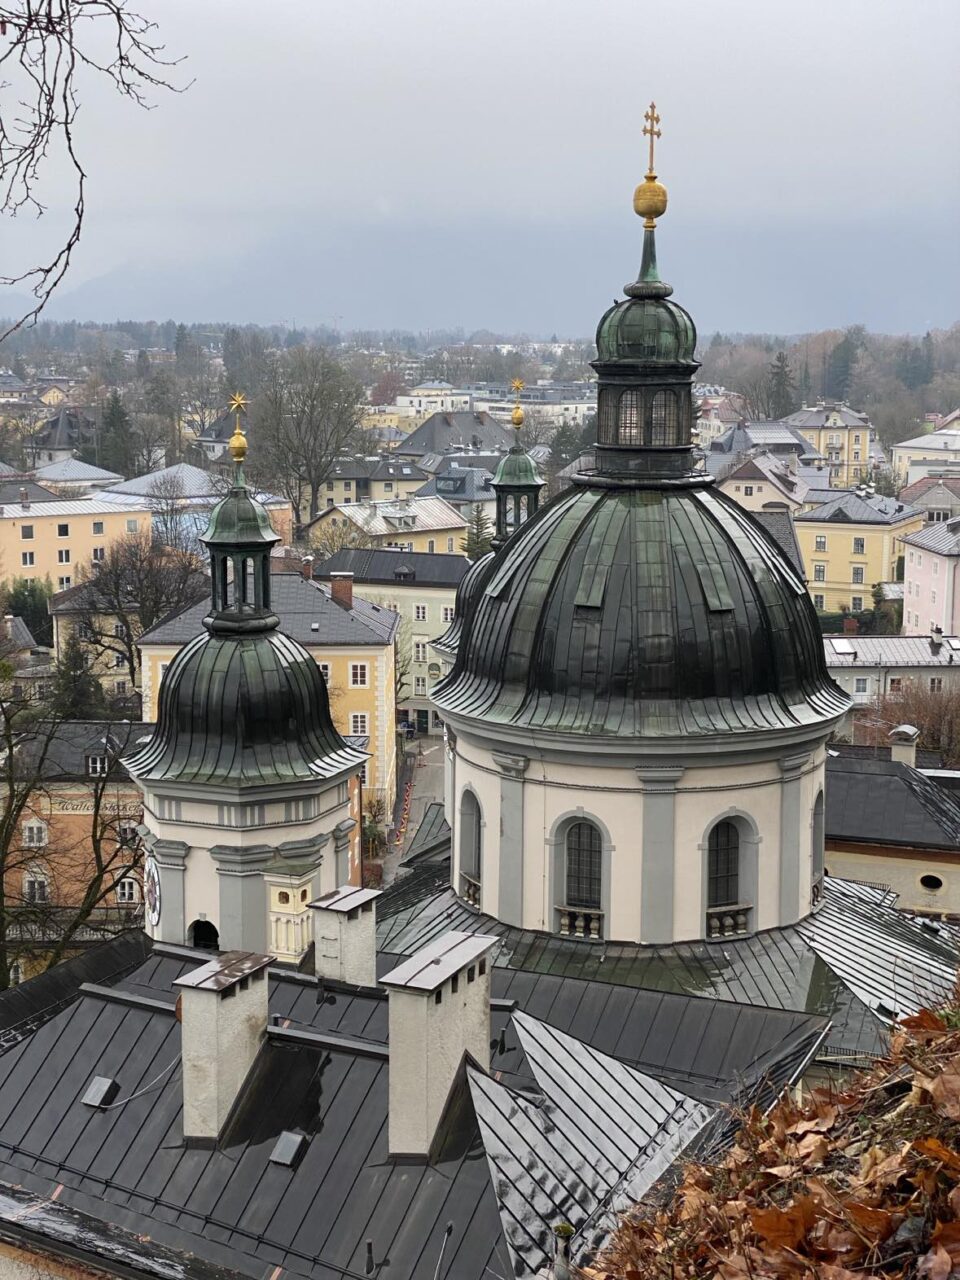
(311, 622, 319, 632)
(269, 1130, 309, 1169)
(82, 1076, 120, 1108)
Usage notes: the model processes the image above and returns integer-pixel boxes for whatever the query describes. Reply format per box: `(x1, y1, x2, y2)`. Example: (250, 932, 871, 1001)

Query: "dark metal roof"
(314, 547, 470, 588)
(399, 801, 451, 866)
(901, 519, 960, 555)
(796, 492, 919, 525)
(430, 549, 493, 661)
(0, 479, 59, 503)
(126, 629, 367, 787)
(415, 468, 496, 504)
(140, 573, 398, 648)
(14, 719, 151, 783)
(0, 934, 826, 1280)
(377, 873, 959, 1056)
(825, 754, 960, 850)
(434, 482, 849, 738)
(393, 411, 516, 458)
(4, 615, 36, 650)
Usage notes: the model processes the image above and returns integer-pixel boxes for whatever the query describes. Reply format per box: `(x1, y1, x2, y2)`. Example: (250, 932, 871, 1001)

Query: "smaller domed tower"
(491, 379, 545, 549)
(126, 400, 367, 956)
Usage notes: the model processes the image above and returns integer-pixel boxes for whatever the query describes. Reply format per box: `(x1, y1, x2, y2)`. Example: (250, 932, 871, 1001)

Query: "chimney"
(174, 951, 272, 1144)
(301, 553, 314, 581)
(382, 931, 497, 1159)
(19, 487, 28, 509)
(309, 885, 381, 986)
(330, 571, 354, 609)
(888, 723, 920, 769)
(2, 615, 12, 642)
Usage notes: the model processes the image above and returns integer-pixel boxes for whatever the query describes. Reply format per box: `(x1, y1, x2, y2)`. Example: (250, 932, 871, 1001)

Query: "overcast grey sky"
(6, 0, 959, 336)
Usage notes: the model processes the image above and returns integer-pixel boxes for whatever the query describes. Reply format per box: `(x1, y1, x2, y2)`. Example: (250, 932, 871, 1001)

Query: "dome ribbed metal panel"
(432, 484, 849, 738)
(126, 630, 366, 786)
(595, 297, 697, 365)
(432, 549, 494, 662)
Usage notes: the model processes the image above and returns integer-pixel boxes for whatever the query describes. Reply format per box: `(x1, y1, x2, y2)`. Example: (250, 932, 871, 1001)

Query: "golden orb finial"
(634, 101, 668, 229)
(228, 391, 249, 464)
(511, 378, 525, 429)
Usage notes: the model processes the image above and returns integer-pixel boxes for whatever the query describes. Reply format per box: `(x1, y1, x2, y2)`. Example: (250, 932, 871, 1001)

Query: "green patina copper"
(493, 445, 545, 489)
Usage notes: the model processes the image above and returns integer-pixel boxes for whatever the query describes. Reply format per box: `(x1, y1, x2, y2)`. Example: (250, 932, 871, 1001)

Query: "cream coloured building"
(0, 494, 150, 591)
(308, 495, 467, 555)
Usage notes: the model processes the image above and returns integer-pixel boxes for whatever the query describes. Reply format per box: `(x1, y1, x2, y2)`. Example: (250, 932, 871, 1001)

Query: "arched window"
(597, 387, 618, 444)
(459, 791, 482, 906)
(566, 822, 602, 909)
(649, 390, 679, 446)
(189, 920, 219, 950)
(617, 390, 641, 445)
(707, 821, 739, 909)
(811, 791, 825, 905)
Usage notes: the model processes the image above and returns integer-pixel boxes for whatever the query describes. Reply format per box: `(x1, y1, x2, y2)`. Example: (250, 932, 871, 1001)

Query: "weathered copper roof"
(433, 481, 849, 738)
(125, 629, 365, 786)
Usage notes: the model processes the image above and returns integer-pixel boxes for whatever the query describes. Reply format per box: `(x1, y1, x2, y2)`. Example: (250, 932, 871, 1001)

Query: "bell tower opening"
(188, 919, 219, 950)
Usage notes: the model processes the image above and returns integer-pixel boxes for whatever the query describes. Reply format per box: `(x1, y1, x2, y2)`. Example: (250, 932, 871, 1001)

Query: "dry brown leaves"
(597, 1009, 960, 1280)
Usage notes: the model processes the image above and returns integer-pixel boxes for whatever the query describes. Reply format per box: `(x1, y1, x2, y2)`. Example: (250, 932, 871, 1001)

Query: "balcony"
(460, 874, 480, 908)
(706, 904, 751, 939)
(557, 905, 604, 941)
(4, 904, 144, 946)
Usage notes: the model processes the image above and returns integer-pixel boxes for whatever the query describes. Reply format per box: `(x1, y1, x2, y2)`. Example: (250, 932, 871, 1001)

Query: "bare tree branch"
(0, 1, 187, 343)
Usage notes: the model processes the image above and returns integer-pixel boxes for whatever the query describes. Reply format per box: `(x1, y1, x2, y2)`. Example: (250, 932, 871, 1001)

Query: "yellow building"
(783, 402, 879, 487)
(794, 491, 923, 613)
(314, 548, 471, 735)
(320, 459, 428, 511)
(308, 496, 467, 554)
(138, 569, 399, 812)
(717, 453, 809, 514)
(0, 494, 150, 592)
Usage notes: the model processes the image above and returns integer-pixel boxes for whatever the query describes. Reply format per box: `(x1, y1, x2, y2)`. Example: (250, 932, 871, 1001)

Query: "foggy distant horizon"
(2, 0, 958, 340)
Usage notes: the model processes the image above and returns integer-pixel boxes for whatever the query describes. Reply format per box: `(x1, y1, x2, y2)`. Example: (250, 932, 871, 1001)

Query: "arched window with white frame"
(557, 819, 605, 940)
(705, 819, 751, 938)
(459, 790, 482, 908)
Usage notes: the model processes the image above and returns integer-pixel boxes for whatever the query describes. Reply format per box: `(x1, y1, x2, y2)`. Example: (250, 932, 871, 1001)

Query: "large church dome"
(432, 480, 846, 739)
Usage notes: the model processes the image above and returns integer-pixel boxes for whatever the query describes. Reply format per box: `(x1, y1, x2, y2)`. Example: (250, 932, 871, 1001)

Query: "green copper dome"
(596, 295, 697, 365)
(201, 479, 280, 548)
(493, 445, 545, 488)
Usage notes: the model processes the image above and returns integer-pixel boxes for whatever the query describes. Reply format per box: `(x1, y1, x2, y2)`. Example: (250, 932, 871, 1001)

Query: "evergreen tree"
(767, 351, 798, 419)
(825, 327, 865, 401)
(921, 331, 935, 384)
(136, 349, 150, 382)
(52, 633, 106, 719)
(3, 578, 53, 647)
(11, 356, 27, 382)
(100, 390, 134, 477)
(461, 504, 494, 561)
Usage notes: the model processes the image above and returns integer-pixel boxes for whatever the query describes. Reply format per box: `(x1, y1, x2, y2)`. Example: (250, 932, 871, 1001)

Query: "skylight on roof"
(269, 1130, 309, 1168)
(830, 639, 856, 655)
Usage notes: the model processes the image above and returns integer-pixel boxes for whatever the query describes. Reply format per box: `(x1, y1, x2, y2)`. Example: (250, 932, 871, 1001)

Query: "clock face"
(144, 855, 161, 928)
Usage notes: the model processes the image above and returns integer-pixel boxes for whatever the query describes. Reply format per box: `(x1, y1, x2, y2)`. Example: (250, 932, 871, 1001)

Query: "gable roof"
(308, 496, 467, 536)
(784, 404, 871, 428)
(796, 492, 920, 525)
(0, 479, 58, 504)
(314, 547, 471, 588)
(902, 518, 960, 555)
(823, 634, 960, 669)
(29, 407, 96, 450)
(326, 457, 427, 482)
(393, 411, 516, 458)
(825, 754, 960, 850)
(3, 616, 36, 650)
(33, 457, 123, 483)
(139, 571, 398, 648)
(893, 429, 960, 452)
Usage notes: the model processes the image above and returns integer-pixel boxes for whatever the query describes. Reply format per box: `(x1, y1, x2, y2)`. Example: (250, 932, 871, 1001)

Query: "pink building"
(902, 517, 960, 634)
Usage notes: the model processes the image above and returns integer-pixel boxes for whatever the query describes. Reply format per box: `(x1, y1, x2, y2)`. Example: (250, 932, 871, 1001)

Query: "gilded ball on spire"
(228, 392, 249, 464)
(635, 100, 668, 228)
(511, 378, 525, 430)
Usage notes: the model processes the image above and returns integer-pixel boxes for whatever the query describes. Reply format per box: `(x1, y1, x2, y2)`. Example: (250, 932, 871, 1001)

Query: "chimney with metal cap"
(888, 723, 920, 770)
(330, 571, 354, 609)
(18, 487, 29, 509)
(174, 951, 272, 1144)
(381, 930, 498, 1158)
(301, 553, 314, 581)
(309, 885, 381, 986)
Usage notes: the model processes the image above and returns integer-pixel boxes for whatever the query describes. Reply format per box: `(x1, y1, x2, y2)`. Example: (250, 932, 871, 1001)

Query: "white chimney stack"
(382, 931, 497, 1159)
(888, 723, 920, 770)
(309, 885, 381, 987)
(174, 951, 272, 1144)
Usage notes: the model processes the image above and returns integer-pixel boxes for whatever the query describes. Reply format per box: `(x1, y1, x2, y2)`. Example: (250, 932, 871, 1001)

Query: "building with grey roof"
(393, 410, 516, 458)
(26, 407, 97, 465)
(414, 464, 496, 515)
(32, 457, 123, 492)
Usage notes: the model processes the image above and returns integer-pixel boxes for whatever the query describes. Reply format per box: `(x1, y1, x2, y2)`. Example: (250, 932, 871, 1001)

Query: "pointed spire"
(626, 103, 673, 301)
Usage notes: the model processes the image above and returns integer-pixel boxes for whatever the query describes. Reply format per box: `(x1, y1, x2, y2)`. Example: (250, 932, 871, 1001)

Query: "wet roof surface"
(0, 930, 829, 1280)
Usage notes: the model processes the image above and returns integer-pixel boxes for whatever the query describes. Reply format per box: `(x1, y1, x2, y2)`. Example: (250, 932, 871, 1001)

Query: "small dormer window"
(87, 754, 109, 777)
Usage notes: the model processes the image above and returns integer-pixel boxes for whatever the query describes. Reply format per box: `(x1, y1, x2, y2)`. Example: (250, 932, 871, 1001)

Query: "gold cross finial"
(643, 102, 661, 175)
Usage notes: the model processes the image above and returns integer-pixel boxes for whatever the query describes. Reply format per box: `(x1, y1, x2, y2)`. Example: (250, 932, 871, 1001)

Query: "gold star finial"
(511, 378, 525, 430)
(634, 102, 668, 229)
(228, 391, 249, 465)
